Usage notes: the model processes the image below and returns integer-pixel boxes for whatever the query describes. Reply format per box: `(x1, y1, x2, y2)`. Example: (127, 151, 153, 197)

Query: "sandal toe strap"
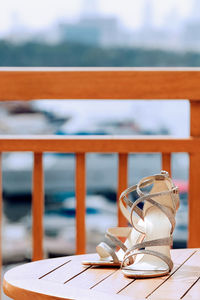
(122, 249, 173, 272)
(96, 242, 119, 263)
(123, 236, 172, 258)
(122, 237, 173, 271)
(96, 227, 139, 264)
(105, 227, 132, 252)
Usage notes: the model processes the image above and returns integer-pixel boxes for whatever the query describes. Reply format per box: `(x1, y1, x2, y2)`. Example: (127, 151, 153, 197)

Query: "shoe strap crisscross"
(120, 171, 179, 234)
(122, 237, 173, 271)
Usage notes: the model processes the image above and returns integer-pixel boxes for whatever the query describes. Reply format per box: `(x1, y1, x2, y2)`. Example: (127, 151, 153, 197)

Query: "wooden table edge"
(3, 277, 134, 300)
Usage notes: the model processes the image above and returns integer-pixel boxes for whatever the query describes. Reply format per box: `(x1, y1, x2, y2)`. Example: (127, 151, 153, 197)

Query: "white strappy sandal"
(121, 171, 180, 278)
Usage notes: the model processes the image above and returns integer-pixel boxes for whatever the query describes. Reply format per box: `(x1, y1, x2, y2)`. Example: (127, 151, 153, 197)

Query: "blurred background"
(0, 0, 196, 284)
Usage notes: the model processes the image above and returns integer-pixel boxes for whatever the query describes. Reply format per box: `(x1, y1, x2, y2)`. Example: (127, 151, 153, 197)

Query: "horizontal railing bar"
(0, 135, 198, 153)
(3, 67, 200, 71)
(1, 68, 200, 100)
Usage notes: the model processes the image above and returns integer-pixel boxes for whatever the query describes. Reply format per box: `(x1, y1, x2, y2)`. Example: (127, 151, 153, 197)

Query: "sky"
(0, 0, 194, 37)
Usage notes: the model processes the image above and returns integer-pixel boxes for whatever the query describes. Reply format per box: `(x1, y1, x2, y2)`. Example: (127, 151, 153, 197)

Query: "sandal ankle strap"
(119, 171, 180, 234)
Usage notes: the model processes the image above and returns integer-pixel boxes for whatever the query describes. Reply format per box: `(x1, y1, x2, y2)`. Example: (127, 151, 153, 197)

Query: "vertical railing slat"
(32, 152, 44, 261)
(117, 153, 128, 227)
(76, 153, 86, 254)
(0, 153, 2, 300)
(162, 153, 171, 176)
(188, 101, 200, 247)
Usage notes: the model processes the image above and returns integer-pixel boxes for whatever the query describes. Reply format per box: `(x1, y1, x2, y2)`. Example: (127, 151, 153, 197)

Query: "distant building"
(60, 16, 131, 47)
(59, 0, 132, 47)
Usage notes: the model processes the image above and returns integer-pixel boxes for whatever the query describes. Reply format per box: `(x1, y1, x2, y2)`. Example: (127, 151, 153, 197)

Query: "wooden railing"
(0, 67, 200, 264)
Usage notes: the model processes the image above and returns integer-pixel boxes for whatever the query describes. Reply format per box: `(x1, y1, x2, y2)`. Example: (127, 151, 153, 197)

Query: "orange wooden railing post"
(32, 153, 44, 261)
(162, 153, 171, 176)
(188, 101, 200, 247)
(76, 153, 86, 254)
(117, 153, 128, 227)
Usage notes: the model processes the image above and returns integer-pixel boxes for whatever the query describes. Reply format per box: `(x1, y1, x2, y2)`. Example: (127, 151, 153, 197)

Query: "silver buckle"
(161, 170, 169, 177)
